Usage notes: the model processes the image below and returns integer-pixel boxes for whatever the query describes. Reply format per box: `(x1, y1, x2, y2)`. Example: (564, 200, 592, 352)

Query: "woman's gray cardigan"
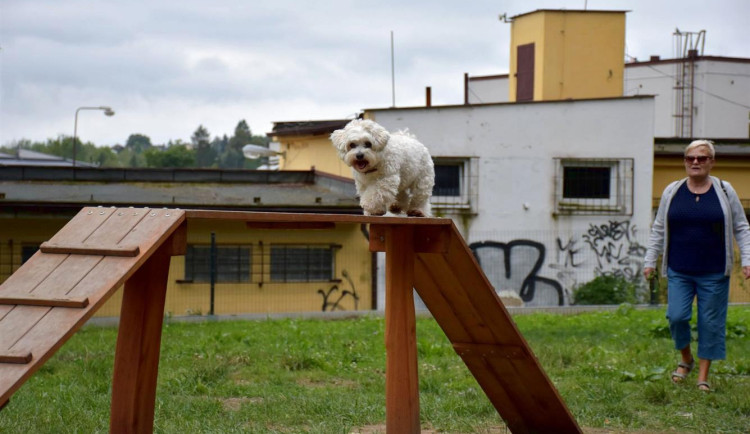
(644, 176, 750, 276)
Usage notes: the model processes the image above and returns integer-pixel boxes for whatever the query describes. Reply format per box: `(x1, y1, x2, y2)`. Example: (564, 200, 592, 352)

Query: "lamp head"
(102, 107, 115, 116)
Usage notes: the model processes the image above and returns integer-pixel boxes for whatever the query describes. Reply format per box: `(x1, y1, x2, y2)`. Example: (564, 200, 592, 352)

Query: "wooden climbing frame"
(0, 207, 581, 433)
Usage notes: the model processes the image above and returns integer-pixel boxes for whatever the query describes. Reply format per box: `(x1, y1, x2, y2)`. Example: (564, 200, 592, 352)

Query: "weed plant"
(1, 306, 748, 433)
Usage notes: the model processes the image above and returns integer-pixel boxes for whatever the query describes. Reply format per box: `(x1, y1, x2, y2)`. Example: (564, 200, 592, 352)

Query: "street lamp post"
(73, 106, 115, 167)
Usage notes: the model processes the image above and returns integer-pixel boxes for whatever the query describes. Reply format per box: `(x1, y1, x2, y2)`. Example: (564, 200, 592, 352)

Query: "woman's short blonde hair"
(685, 139, 715, 158)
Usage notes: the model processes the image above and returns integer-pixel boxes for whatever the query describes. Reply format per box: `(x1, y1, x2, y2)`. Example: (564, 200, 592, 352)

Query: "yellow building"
(509, 9, 626, 102)
(270, 120, 352, 177)
(0, 166, 374, 316)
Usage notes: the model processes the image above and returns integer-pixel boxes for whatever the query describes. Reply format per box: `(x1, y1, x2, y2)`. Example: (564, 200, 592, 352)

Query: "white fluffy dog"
(331, 119, 434, 217)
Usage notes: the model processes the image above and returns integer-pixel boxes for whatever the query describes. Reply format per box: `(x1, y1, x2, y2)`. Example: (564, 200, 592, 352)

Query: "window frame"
(183, 244, 252, 283)
(554, 158, 633, 215)
(269, 244, 339, 283)
(431, 157, 478, 212)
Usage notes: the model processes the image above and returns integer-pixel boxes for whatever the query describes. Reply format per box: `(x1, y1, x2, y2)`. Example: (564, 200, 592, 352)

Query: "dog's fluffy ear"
(362, 120, 390, 150)
(330, 128, 347, 155)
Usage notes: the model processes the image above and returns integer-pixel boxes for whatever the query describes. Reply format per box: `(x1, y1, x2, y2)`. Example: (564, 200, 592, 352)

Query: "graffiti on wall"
(470, 220, 646, 306)
(318, 269, 360, 311)
(581, 220, 646, 280)
(469, 240, 564, 306)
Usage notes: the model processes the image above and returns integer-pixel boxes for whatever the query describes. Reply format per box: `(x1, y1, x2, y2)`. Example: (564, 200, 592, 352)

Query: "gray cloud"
(1, 0, 747, 146)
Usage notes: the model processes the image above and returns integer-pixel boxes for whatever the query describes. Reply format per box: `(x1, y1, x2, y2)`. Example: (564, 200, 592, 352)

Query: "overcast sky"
(1, 0, 748, 147)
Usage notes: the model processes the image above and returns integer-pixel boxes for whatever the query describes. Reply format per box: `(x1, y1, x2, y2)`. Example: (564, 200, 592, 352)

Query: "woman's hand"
(643, 267, 655, 281)
(743, 266, 750, 280)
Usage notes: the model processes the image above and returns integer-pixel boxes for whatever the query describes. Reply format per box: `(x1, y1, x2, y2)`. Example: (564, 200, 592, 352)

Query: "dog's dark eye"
(348, 143, 356, 150)
(364, 142, 372, 148)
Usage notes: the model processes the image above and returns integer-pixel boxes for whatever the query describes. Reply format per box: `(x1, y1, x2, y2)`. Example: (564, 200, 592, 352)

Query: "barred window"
(270, 245, 335, 282)
(431, 157, 479, 212)
(554, 158, 633, 215)
(184, 245, 251, 282)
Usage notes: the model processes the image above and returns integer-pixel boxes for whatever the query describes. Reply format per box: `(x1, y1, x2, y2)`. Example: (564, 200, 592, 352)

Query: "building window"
(270, 245, 336, 282)
(184, 245, 251, 283)
(431, 157, 478, 212)
(554, 158, 633, 215)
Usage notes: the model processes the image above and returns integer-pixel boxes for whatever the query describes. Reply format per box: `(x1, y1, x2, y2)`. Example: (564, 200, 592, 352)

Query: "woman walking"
(644, 139, 750, 391)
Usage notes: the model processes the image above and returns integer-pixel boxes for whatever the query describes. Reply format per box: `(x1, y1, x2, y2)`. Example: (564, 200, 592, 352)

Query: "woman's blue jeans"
(666, 268, 730, 360)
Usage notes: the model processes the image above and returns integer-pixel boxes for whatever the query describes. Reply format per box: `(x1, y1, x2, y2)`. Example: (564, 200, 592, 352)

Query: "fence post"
(210, 232, 216, 315)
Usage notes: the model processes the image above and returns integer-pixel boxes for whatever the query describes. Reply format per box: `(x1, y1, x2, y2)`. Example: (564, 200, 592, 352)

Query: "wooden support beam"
(384, 225, 420, 434)
(109, 241, 172, 433)
(0, 294, 89, 308)
(370, 224, 450, 253)
(453, 342, 527, 360)
(40, 242, 140, 257)
(0, 352, 33, 364)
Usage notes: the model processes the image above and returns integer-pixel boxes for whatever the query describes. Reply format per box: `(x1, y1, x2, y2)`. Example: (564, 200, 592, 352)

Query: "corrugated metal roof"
(269, 120, 351, 137)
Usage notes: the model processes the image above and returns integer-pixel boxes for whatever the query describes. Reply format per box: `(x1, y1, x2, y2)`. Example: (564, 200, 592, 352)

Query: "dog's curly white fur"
(331, 119, 435, 217)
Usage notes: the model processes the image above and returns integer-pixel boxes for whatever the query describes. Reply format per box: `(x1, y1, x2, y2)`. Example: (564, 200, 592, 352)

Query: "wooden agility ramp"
(0, 207, 580, 433)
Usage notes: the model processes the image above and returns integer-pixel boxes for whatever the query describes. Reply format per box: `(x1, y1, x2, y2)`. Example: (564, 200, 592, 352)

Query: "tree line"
(0, 120, 271, 169)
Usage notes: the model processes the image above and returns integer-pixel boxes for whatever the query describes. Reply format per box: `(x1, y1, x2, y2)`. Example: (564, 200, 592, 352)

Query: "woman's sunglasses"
(684, 156, 711, 164)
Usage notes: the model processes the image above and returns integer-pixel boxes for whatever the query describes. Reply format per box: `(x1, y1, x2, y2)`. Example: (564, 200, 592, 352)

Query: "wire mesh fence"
(2, 222, 749, 319)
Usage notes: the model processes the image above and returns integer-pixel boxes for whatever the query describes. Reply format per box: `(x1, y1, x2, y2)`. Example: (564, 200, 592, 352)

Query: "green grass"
(1, 306, 749, 433)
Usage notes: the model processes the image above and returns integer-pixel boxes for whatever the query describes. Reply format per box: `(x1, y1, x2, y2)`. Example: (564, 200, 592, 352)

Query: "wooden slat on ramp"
(0, 207, 186, 410)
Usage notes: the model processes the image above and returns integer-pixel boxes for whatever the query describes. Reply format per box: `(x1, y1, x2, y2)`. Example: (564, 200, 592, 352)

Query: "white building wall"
(624, 58, 750, 138)
(369, 96, 655, 306)
(467, 76, 509, 104)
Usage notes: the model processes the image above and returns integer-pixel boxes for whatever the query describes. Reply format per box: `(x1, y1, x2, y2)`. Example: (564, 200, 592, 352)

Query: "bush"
(572, 275, 643, 305)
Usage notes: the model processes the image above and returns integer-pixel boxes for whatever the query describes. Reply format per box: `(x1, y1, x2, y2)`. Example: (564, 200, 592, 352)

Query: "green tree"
(125, 134, 153, 153)
(192, 125, 216, 168)
(144, 144, 195, 168)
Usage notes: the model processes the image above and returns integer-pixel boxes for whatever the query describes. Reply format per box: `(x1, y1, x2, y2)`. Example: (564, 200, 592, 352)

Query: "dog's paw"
(388, 204, 402, 214)
(407, 210, 426, 217)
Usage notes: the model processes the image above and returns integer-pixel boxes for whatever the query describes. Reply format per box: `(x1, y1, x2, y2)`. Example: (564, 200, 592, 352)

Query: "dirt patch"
(220, 396, 263, 411)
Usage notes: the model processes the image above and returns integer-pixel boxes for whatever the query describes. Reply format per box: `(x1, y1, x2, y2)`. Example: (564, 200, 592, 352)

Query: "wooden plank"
(0, 306, 49, 361)
(440, 232, 526, 345)
(245, 221, 336, 230)
(110, 242, 172, 433)
(39, 242, 140, 257)
(413, 256, 473, 344)
(83, 208, 149, 247)
(187, 209, 451, 226)
(456, 350, 527, 433)
(384, 225, 420, 434)
(0, 252, 67, 319)
(452, 342, 527, 360)
(416, 253, 496, 343)
(0, 352, 32, 364)
(0, 294, 89, 308)
(46, 207, 118, 246)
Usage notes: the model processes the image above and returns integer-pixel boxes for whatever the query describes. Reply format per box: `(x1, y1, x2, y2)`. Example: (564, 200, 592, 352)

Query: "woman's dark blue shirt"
(667, 183, 725, 275)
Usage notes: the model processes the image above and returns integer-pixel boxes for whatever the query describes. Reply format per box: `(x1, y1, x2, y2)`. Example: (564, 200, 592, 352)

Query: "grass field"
(1, 305, 748, 433)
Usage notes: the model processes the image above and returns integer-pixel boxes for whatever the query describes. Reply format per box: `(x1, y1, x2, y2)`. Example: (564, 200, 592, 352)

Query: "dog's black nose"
(355, 153, 364, 160)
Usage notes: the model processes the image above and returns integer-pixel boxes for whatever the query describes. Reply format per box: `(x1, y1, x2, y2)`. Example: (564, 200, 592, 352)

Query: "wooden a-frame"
(0, 207, 581, 433)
